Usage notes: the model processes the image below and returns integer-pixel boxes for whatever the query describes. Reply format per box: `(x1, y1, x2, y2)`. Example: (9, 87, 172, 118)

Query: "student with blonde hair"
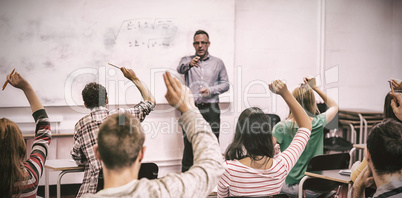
(273, 76, 338, 198)
(218, 80, 312, 197)
(0, 72, 52, 197)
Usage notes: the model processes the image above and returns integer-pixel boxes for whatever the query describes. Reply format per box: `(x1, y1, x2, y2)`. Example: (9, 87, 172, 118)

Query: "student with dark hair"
(391, 92, 402, 121)
(273, 76, 338, 198)
(71, 67, 155, 197)
(83, 72, 223, 198)
(384, 90, 402, 121)
(177, 29, 230, 172)
(351, 84, 402, 183)
(218, 80, 312, 197)
(0, 72, 51, 197)
(353, 119, 402, 198)
(390, 79, 402, 121)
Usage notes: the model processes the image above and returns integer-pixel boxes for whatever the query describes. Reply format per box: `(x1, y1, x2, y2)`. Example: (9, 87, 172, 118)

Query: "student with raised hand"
(83, 72, 223, 198)
(71, 67, 155, 197)
(272, 76, 338, 197)
(350, 88, 402, 188)
(390, 79, 402, 91)
(0, 72, 52, 198)
(217, 80, 312, 197)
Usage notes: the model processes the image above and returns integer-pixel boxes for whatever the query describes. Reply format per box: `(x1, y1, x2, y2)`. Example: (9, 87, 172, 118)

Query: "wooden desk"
(299, 169, 352, 198)
(23, 133, 74, 138)
(305, 170, 351, 184)
(45, 159, 84, 198)
(353, 144, 366, 150)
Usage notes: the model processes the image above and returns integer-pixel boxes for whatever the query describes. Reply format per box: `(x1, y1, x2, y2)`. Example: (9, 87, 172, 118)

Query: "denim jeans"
(281, 183, 325, 198)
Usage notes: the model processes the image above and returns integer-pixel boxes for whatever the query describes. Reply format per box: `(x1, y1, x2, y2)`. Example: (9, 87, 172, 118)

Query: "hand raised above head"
(391, 79, 402, 91)
(269, 80, 288, 96)
(304, 76, 317, 88)
(121, 67, 139, 81)
(163, 72, 195, 113)
(7, 72, 31, 91)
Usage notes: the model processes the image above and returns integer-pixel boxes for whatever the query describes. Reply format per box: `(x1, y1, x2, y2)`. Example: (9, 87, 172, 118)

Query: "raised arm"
(269, 80, 311, 171)
(270, 80, 312, 131)
(121, 67, 156, 105)
(7, 72, 43, 113)
(159, 71, 223, 197)
(304, 77, 338, 124)
(391, 79, 402, 91)
(7, 71, 51, 197)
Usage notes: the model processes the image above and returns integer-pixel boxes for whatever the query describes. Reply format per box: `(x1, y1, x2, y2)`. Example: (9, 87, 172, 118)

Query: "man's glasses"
(193, 41, 209, 46)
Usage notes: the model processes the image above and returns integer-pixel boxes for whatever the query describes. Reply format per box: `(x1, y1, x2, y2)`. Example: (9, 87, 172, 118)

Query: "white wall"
(326, 0, 402, 111)
(1, 0, 401, 186)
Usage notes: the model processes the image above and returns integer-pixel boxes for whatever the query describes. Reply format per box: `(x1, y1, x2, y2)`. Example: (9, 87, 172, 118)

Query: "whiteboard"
(0, 0, 234, 107)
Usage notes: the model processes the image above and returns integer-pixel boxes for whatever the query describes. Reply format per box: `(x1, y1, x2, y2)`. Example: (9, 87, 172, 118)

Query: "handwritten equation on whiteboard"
(115, 18, 178, 48)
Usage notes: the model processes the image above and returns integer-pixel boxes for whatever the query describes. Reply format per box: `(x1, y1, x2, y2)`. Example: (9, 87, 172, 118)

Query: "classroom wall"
(326, 0, 402, 111)
(1, 0, 401, 186)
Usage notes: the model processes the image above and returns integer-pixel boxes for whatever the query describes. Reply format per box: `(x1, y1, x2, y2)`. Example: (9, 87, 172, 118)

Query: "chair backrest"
(266, 113, 281, 131)
(306, 153, 350, 172)
(303, 153, 350, 192)
(138, 162, 159, 179)
(324, 137, 353, 152)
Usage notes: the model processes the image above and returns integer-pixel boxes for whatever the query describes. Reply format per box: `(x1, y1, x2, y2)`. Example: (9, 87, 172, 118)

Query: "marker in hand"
(2, 68, 15, 91)
(191, 56, 200, 67)
(108, 63, 121, 69)
(389, 80, 395, 95)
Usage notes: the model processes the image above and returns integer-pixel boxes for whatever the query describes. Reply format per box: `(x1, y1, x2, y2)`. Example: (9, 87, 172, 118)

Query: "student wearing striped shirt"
(0, 72, 52, 198)
(218, 80, 312, 197)
(273, 76, 338, 198)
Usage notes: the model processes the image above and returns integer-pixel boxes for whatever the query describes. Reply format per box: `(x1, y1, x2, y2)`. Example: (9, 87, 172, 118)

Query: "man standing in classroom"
(177, 30, 230, 172)
(71, 67, 155, 197)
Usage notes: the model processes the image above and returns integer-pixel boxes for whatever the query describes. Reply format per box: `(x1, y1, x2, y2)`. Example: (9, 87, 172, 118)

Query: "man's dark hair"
(367, 118, 402, 175)
(194, 30, 209, 39)
(82, 82, 107, 109)
(98, 113, 145, 170)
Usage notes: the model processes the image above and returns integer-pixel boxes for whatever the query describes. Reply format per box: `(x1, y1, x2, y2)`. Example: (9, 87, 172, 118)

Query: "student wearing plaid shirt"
(71, 67, 156, 197)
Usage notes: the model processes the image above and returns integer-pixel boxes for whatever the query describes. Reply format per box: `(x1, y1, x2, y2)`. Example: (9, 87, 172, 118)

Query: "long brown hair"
(0, 118, 27, 197)
(225, 107, 274, 163)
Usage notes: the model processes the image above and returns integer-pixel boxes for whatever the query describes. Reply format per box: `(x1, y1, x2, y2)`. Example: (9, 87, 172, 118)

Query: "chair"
(266, 113, 281, 131)
(138, 162, 159, 179)
(298, 153, 350, 198)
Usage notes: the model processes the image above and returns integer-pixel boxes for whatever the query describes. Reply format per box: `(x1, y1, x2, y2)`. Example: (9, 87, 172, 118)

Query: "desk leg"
(45, 168, 49, 198)
(57, 170, 82, 198)
(57, 171, 67, 198)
